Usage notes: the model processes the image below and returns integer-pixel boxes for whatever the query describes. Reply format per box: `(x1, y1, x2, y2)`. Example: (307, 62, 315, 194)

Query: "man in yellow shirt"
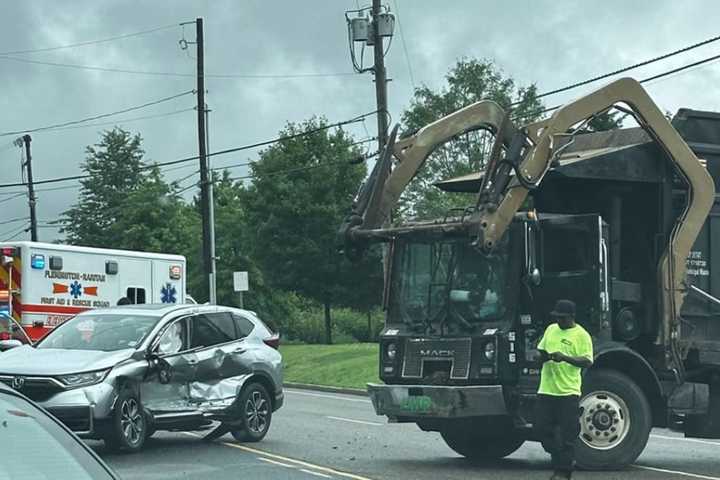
(535, 299, 594, 480)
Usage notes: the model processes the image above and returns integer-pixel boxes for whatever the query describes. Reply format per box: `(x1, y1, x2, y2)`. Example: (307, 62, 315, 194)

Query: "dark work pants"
(535, 394, 580, 475)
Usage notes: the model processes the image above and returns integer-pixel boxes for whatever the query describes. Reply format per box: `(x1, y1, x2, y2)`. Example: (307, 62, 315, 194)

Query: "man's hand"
(548, 351, 593, 368)
(549, 351, 565, 362)
(537, 349, 550, 363)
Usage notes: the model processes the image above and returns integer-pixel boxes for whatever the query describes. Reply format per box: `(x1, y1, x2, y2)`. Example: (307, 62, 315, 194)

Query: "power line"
(0, 217, 29, 226)
(532, 32, 720, 101)
(0, 55, 358, 79)
(212, 136, 377, 172)
(0, 90, 195, 137)
(514, 50, 720, 122)
(0, 224, 29, 242)
(35, 107, 195, 133)
(0, 24, 179, 56)
(0, 111, 379, 189)
(391, 0, 416, 91)
(0, 193, 25, 204)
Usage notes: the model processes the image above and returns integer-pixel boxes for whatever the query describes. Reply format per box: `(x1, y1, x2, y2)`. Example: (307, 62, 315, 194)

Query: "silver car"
(0, 304, 283, 452)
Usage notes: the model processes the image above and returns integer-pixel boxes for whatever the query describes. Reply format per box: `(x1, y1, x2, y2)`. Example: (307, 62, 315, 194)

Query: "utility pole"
(15, 135, 38, 241)
(206, 105, 217, 304)
(194, 17, 215, 304)
(371, 0, 389, 154)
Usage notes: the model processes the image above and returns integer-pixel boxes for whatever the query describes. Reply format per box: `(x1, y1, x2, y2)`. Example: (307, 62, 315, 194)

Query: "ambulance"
(0, 242, 186, 341)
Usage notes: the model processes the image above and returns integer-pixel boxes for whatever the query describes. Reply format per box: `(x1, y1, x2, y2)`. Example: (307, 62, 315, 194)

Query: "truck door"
(517, 214, 609, 390)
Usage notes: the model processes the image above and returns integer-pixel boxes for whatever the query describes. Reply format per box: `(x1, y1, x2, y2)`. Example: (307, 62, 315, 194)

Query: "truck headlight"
(386, 343, 397, 360)
(484, 342, 496, 361)
(57, 369, 109, 388)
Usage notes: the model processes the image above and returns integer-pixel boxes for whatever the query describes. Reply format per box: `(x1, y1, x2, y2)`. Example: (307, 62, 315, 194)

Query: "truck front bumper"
(367, 383, 508, 418)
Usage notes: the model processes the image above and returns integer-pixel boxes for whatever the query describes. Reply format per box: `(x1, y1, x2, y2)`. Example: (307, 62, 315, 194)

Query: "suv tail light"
(263, 334, 280, 350)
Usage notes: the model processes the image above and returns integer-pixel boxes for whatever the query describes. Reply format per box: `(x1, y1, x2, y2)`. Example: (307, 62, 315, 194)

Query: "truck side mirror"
(529, 267, 541, 286)
(525, 222, 542, 286)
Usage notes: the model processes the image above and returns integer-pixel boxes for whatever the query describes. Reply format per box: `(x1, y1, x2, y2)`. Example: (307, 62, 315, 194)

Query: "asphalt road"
(98, 388, 720, 480)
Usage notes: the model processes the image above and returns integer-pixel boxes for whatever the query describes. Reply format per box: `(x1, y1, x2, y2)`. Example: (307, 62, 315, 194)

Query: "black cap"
(550, 299, 576, 317)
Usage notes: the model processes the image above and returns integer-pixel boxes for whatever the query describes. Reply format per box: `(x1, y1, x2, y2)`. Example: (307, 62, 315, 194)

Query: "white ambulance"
(0, 242, 186, 341)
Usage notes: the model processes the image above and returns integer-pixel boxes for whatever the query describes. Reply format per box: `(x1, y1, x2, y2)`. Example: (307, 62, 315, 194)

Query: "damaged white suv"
(0, 304, 283, 452)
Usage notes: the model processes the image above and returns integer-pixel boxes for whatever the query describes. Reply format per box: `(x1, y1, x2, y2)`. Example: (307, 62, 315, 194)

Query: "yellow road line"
(222, 442, 375, 480)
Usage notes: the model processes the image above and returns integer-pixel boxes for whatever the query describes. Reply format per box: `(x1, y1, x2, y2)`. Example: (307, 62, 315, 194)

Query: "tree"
(241, 118, 382, 343)
(59, 128, 146, 246)
(58, 128, 201, 272)
(399, 58, 544, 220)
(110, 167, 200, 254)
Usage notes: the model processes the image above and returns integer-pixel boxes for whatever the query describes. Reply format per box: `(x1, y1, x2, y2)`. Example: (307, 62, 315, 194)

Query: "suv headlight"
(57, 369, 109, 388)
(484, 342, 496, 361)
(386, 343, 397, 360)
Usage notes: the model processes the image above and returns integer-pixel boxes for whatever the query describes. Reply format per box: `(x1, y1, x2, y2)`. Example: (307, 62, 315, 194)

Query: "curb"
(283, 382, 368, 397)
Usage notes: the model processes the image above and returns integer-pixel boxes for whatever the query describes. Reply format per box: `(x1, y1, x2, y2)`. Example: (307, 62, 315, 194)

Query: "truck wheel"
(104, 390, 147, 453)
(441, 426, 524, 460)
(231, 383, 272, 442)
(575, 369, 651, 470)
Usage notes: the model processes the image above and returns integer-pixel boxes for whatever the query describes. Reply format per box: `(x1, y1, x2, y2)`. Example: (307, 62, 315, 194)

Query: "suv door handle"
(232, 347, 246, 354)
(187, 358, 198, 365)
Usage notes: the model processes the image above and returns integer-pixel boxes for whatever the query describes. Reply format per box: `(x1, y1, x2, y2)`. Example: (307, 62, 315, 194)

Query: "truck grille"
(0, 376, 65, 402)
(402, 338, 472, 380)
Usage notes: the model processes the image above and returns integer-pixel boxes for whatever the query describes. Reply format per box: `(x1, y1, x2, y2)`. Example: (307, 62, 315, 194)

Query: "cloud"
(1, 0, 719, 241)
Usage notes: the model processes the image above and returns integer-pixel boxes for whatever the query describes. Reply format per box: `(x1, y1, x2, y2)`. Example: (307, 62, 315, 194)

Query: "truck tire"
(575, 369, 651, 470)
(441, 426, 524, 460)
(230, 383, 272, 442)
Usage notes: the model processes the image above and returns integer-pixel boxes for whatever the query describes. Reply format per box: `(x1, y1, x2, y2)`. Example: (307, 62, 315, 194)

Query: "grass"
(280, 343, 379, 390)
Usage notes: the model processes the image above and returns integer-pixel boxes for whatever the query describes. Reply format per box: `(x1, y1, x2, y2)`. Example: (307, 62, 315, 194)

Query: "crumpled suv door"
(188, 312, 253, 409)
(142, 317, 198, 413)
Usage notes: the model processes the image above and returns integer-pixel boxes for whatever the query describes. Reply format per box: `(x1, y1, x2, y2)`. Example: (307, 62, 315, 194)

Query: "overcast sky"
(1, 0, 720, 242)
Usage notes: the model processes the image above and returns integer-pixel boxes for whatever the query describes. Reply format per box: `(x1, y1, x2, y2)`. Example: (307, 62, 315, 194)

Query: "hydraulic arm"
(340, 77, 715, 361)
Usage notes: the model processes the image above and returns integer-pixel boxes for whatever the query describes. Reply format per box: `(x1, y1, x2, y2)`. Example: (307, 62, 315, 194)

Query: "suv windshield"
(389, 239, 509, 328)
(37, 314, 160, 352)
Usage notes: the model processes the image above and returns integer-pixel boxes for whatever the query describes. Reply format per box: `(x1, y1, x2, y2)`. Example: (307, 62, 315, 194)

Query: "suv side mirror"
(0, 339, 23, 351)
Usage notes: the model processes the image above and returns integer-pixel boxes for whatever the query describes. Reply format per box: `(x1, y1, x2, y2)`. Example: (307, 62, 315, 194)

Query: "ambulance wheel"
(105, 390, 147, 453)
(575, 369, 651, 470)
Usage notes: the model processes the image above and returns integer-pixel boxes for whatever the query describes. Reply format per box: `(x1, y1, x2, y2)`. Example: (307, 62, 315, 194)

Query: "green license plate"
(401, 395, 433, 413)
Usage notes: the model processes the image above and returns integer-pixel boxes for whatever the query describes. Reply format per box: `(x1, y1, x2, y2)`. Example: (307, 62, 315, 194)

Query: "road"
(99, 388, 720, 480)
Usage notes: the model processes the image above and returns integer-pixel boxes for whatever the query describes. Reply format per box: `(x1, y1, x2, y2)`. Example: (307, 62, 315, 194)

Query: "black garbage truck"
(339, 78, 720, 469)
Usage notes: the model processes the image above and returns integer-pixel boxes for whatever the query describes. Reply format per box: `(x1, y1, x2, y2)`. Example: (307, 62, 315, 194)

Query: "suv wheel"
(231, 383, 272, 442)
(105, 390, 147, 453)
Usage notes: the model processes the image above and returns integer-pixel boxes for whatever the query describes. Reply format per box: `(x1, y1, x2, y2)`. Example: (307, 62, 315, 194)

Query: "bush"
(333, 307, 384, 343)
(258, 291, 384, 344)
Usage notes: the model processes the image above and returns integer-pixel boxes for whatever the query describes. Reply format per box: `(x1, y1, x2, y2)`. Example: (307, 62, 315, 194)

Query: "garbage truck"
(339, 78, 720, 469)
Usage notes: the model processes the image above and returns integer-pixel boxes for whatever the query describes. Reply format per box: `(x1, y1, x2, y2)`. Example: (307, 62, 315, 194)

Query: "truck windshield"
(389, 239, 509, 327)
(36, 314, 160, 352)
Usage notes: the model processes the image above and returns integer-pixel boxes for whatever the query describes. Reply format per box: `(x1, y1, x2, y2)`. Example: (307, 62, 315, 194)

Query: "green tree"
(59, 128, 146, 246)
(400, 58, 544, 220)
(241, 118, 382, 343)
(58, 128, 201, 274)
(110, 167, 200, 254)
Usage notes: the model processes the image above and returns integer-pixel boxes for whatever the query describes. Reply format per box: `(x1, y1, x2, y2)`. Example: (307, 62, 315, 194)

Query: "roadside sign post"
(233, 271, 249, 309)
